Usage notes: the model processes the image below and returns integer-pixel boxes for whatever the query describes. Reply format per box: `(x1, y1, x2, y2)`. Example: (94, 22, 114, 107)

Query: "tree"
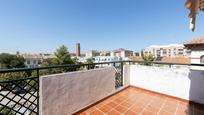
(72, 57, 79, 64)
(0, 53, 27, 89)
(54, 45, 74, 65)
(34, 45, 76, 76)
(141, 54, 155, 66)
(53, 45, 75, 72)
(33, 58, 58, 76)
(86, 58, 95, 64)
(0, 53, 25, 69)
(85, 58, 95, 69)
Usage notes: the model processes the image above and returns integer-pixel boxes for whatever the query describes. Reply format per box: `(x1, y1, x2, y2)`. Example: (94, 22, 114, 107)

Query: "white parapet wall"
(124, 65, 204, 104)
(40, 67, 116, 115)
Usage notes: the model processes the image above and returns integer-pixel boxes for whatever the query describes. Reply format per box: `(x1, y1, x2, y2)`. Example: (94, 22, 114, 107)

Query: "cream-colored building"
(19, 53, 55, 68)
(21, 54, 43, 68)
(143, 44, 190, 58)
(111, 48, 133, 60)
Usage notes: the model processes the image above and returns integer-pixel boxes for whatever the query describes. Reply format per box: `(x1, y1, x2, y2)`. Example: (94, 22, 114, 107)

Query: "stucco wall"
(191, 50, 204, 64)
(124, 65, 204, 104)
(190, 50, 204, 70)
(40, 67, 116, 115)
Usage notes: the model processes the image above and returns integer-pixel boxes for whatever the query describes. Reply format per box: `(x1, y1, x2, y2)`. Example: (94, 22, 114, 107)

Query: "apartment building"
(111, 48, 133, 60)
(143, 44, 190, 58)
(85, 50, 100, 58)
(83, 48, 133, 63)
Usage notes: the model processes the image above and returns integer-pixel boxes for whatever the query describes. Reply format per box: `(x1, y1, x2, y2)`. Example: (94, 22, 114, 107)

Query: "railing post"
(169, 64, 172, 68)
(113, 62, 116, 67)
(37, 69, 40, 115)
(129, 61, 131, 65)
(120, 62, 123, 86)
(87, 65, 90, 70)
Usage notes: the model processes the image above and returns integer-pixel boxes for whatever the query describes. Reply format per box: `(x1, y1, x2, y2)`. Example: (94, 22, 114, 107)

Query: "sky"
(0, 0, 204, 54)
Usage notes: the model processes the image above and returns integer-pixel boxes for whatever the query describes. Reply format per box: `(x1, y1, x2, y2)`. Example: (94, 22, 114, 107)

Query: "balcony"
(77, 87, 204, 115)
(0, 61, 204, 115)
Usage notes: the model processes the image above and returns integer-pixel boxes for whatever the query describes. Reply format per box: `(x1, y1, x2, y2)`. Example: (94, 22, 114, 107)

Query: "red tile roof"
(160, 57, 190, 64)
(184, 36, 204, 45)
(128, 56, 143, 61)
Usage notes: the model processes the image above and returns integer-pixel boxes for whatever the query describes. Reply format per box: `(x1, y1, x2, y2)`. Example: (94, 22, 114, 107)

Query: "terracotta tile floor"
(77, 87, 204, 115)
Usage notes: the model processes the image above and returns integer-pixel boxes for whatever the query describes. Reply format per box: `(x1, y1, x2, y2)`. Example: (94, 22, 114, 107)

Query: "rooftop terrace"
(77, 87, 204, 115)
(0, 61, 204, 115)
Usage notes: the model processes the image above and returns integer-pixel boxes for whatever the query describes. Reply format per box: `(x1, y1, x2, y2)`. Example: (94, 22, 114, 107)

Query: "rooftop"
(77, 87, 204, 115)
(184, 36, 204, 46)
(160, 57, 191, 64)
(1, 61, 204, 115)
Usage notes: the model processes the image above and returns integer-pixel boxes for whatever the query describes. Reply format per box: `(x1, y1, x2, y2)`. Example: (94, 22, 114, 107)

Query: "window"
(33, 60, 36, 64)
(27, 60, 30, 65)
(200, 55, 204, 63)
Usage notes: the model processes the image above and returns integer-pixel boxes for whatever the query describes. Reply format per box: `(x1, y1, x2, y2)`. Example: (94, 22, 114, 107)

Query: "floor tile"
(141, 110, 156, 115)
(77, 87, 204, 115)
(107, 109, 121, 115)
(124, 110, 138, 115)
(98, 105, 112, 113)
(114, 105, 128, 113)
(90, 110, 104, 115)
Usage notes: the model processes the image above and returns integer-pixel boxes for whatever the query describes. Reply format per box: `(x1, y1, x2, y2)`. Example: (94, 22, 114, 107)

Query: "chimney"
(76, 43, 81, 57)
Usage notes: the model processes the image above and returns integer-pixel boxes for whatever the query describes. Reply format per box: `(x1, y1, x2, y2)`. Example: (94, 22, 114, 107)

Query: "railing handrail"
(0, 61, 123, 73)
(1, 60, 204, 73)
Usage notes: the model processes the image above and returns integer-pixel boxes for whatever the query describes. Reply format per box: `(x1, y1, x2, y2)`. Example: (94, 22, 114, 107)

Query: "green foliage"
(33, 45, 77, 76)
(0, 53, 27, 88)
(0, 72, 28, 81)
(26, 79, 38, 91)
(140, 54, 155, 66)
(85, 58, 95, 69)
(0, 106, 13, 115)
(78, 66, 87, 71)
(86, 58, 95, 64)
(72, 57, 79, 64)
(0, 53, 25, 69)
(0, 72, 29, 90)
(54, 45, 74, 65)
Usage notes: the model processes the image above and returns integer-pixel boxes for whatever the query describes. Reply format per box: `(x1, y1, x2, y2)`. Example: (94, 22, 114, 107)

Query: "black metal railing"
(0, 61, 125, 115)
(1, 60, 204, 115)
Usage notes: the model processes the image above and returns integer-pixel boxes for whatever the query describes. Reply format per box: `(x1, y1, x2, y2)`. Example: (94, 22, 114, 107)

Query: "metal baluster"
(37, 69, 40, 115)
(120, 62, 123, 87)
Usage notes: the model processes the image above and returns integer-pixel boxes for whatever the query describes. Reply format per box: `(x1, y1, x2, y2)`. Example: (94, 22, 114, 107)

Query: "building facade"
(184, 36, 204, 64)
(143, 44, 190, 58)
(83, 48, 133, 63)
(111, 48, 133, 60)
(21, 54, 43, 68)
(85, 50, 100, 58)
(20, 53, 55, 68)
(94, 56, 122, 63)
